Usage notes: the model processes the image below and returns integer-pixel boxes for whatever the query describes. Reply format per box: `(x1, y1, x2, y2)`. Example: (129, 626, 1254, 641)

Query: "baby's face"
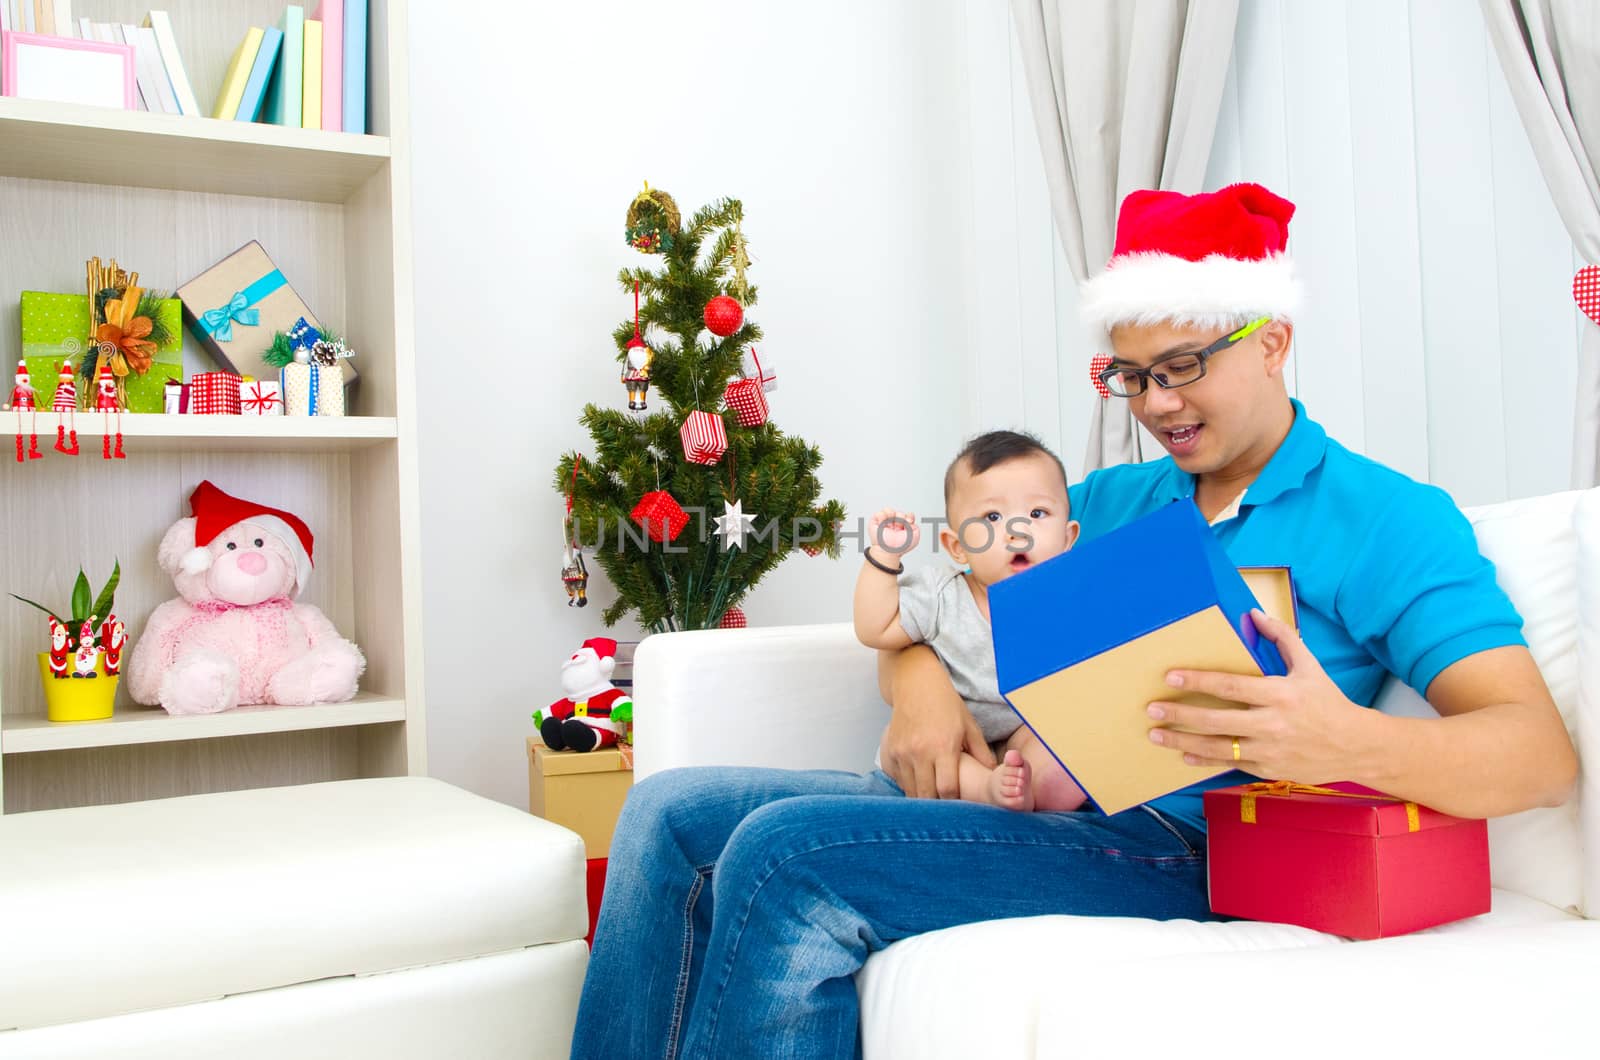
(942, 452, 1078, 586)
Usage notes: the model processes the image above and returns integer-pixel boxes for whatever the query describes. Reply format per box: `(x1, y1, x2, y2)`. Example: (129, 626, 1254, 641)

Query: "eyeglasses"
(1097, 317, 1270, 398)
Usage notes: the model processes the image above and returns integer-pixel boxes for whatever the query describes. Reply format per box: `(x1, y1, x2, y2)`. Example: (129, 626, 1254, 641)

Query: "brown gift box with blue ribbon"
(176, 241, 358, 388)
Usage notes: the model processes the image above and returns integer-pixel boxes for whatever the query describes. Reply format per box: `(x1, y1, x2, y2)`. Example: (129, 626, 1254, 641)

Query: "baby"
(854, 430, 1088, 812)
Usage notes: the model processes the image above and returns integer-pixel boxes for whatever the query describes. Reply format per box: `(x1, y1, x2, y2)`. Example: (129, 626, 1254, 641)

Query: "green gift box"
(20, 291, 183, 413)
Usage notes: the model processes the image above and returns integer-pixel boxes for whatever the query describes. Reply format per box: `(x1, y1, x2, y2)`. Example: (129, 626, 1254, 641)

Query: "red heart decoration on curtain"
(1574, 266, 1600, 326)
(1088, 354, 1113, 399)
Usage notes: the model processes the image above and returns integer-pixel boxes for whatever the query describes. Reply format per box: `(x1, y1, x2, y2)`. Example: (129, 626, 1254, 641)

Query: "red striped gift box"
(189, 371, 242, 415)
(679, 410, 727, 465)
(723, 378, 769, 427)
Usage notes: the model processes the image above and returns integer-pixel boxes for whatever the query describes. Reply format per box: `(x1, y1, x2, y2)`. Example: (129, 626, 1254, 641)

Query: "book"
(234, 24, 281, 122)
(107, 25, 148, 110)
(144, 12, 199, 117)
(34, 0, 51, 37)
(124, 24, 176, 114)
(50, 0, 68, 36)
(312, 0, 340, 131)
(263, 5, 303, 127)
(22, 0, 35, 35)
(342, 0, 365, 134)
(302, 18, 322, 129)
(211, 26, 262, 120)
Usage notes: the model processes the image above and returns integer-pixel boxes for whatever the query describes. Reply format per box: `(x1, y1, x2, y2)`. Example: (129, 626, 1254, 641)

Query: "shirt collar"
(1154, 398, 1327, 508)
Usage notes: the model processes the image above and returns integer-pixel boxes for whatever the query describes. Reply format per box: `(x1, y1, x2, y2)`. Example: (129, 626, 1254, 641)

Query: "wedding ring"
(1231, 737, 1242, 762)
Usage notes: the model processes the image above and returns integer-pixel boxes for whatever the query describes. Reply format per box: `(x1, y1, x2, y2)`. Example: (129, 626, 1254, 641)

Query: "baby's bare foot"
(988, 749, 1035, 812)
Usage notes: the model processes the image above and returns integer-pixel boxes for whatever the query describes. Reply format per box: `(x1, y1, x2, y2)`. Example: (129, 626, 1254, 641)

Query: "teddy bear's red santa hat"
(181, 480, 315, 595)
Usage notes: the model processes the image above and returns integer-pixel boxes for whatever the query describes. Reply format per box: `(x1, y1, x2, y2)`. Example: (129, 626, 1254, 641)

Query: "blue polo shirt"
(1066, 399, 1526, 833)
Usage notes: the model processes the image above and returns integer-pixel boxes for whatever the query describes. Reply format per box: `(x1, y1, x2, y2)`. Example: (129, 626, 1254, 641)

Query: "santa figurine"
(7, 361, 36, 410)
(73, 618, 100, 678)
(100, 614, 127, 676)
(621, 336, 653, 412)
(53, 360, 79, 455)
(533, 637, 633, 752)
(47, 617, 71, 679)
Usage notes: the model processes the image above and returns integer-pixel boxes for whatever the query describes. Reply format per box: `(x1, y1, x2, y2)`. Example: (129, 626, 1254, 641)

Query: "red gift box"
(630, 490, 690, 543)
(1204, 781, 1490, 939)
(679, 409, 727, 465)
(189, 371, 242, 415)
(723, 378, 769, 427)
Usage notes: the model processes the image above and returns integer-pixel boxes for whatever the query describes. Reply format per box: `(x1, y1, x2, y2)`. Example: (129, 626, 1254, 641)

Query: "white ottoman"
(0, 777, 589, 1059)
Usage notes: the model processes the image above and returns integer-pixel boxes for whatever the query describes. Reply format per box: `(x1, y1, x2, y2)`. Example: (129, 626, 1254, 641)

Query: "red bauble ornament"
(718, 606, 748, 629)
(631, 490, 690, 542)
(704, 295, 743, 337)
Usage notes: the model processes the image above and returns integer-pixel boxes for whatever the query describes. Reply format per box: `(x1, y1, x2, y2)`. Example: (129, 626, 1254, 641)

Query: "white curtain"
(1481, 0, 1600, 488)
(1010, 0, 1239, 472)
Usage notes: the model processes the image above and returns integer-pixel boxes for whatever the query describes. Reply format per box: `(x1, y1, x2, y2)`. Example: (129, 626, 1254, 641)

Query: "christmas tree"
(553, 185, 846, 633)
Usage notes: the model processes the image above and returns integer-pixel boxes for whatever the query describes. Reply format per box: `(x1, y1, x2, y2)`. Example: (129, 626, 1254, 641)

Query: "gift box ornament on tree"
(739, 348, 777, 393)
(723, 377, 769, 427)
(680, 409, 727, 465)
(630, 490, 690, 543)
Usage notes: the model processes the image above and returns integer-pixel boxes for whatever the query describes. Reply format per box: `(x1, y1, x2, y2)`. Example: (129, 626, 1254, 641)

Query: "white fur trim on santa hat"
(1078, 251, 1301, 336)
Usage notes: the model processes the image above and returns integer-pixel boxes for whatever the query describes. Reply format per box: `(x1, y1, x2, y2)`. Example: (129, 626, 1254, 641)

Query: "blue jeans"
(572, 767, 1215, 1060)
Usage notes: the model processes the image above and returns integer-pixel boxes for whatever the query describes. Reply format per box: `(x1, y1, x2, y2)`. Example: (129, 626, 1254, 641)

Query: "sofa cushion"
(858, 889, 1574, 1059)
(0, 777, 588, 1032)
(1372, 488, 1590, 915)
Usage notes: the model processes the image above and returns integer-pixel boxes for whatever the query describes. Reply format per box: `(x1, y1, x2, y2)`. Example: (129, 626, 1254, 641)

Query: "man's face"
(1107, 319, 1292, 476)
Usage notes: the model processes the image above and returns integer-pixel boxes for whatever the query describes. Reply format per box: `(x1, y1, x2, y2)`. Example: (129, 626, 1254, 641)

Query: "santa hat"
(180, 480, 315, 594)
(581, 637, 618, 661)
(1078, 183, 1302, 335)
(14, 360, 27, 381)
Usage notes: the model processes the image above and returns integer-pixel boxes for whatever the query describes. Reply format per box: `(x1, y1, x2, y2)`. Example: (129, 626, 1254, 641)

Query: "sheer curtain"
(1010, 0, 1239, 472)
(1481, 0, 1600, 487)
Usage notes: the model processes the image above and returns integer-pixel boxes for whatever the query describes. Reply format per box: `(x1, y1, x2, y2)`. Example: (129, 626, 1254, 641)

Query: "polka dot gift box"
(19, 291, 181, 413)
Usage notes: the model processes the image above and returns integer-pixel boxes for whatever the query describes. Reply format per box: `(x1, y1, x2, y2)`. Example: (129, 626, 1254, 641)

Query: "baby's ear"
(939, 524, 965, 565)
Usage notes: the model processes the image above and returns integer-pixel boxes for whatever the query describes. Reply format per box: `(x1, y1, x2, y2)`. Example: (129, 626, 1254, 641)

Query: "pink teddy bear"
(127, 480, 365, 715)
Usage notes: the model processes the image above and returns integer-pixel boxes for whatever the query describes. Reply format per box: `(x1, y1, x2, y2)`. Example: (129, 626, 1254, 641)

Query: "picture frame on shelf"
(1, 31, 135, 110)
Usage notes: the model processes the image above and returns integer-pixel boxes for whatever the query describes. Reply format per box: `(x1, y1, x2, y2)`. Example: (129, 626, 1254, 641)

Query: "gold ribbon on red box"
(1239, 780, 1421, 832)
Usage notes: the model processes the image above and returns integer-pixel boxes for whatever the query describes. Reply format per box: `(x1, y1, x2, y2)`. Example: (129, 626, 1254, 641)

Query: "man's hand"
(1144, 609, 1377, 782)
(878, 646, 995, 798)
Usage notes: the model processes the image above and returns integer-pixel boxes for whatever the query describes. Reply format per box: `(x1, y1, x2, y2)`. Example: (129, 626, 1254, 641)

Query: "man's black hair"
(943, 430, 1070, 510)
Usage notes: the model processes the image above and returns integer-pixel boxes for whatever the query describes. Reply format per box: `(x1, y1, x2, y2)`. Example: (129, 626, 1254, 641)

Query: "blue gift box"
(989, 500, 1287, 816)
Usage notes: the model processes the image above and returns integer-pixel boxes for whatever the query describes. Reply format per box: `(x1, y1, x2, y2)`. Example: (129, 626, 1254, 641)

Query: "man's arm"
(1149, 614, 1576, 819)
(1350, 645, 1575, 816)
(876, 645, 996, 799)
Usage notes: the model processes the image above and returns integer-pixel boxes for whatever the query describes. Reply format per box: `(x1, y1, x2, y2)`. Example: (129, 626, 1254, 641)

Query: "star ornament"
(714, 499, 759, 551)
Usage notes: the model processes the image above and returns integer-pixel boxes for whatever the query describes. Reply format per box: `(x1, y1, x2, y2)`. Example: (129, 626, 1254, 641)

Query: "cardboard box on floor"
(990, 501, 1298, 816)
(527, 737, 633, 859)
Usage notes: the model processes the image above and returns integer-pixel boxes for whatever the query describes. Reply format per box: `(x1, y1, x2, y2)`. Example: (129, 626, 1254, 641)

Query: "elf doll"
(534, 637, 633, 752)
(53, 360, 79, 455)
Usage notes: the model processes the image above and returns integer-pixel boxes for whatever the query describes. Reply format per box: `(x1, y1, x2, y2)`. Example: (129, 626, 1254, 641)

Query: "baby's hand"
(868, 509, 921, 555)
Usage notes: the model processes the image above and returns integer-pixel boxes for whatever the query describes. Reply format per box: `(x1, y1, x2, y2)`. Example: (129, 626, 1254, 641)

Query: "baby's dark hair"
(943, 430, 1070, 510)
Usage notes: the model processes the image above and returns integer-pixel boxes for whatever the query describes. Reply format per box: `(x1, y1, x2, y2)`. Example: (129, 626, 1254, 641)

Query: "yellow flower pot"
(36, 651, 118, 722)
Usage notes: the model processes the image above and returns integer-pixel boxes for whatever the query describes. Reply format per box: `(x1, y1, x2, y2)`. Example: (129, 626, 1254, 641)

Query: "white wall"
(409, 1, 976, 807)
(966, 0, 1583, 505)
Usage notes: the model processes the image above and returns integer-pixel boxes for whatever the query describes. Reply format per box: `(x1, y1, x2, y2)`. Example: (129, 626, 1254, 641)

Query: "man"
(573, 183, 1576, 1060)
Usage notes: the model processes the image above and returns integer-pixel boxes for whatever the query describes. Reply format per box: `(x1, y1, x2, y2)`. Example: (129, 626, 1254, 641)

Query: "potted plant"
(11, 561, 124, 722)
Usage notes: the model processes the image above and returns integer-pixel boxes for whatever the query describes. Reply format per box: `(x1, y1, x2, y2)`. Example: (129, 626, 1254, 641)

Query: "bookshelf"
(0, 0, 426, 814)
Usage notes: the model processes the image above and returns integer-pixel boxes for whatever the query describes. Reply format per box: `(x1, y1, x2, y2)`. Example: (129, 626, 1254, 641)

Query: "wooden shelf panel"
(65, 414, 403, 452)
(0, 97, 390, 203)
(1, 692, 406, 753)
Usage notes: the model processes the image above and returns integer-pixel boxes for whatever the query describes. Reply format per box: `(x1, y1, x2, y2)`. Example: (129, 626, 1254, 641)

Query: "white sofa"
(634, 487, 1600, 1058)
(0, 777, 589, 1059)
